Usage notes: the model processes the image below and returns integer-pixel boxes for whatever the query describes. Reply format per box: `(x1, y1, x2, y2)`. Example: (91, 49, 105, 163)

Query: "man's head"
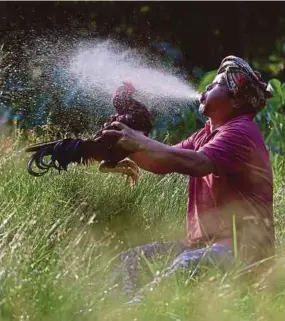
(199, 56, 272, 120)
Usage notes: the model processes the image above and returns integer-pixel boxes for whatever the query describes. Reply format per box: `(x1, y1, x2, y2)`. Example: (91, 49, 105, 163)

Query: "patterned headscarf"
(217, 55, 272, 111)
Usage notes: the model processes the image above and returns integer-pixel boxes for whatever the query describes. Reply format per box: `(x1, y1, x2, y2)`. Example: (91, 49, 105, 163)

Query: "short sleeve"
(199, 128, 254, 175)
(173, 131, 200, 150)
(141, 132, 197, 174)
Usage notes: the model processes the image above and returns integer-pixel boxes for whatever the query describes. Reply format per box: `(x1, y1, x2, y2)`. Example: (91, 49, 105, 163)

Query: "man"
(102, 56, 275, 299)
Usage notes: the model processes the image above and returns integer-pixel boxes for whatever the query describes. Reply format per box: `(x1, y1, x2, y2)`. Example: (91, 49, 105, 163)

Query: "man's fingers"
(110, 121, 129, 130)
(101, 129, 123, 138)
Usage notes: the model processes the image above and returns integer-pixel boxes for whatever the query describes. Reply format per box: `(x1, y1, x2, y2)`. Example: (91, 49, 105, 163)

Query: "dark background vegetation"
(1, 1, 284, 78)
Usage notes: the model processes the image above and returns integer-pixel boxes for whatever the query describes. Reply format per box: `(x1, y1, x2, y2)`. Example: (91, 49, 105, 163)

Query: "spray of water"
(3, 35, 202, 132)
(68, 40, 200, 112)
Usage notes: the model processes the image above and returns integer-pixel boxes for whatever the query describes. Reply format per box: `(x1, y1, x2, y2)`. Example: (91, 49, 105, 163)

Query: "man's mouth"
(199, 93, 206, 104)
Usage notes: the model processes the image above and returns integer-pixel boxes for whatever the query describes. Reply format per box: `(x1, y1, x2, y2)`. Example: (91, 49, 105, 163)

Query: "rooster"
(25, 82, 152, 185)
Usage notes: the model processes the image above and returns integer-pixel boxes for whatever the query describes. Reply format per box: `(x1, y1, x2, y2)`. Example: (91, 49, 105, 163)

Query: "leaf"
(269, 54, 279, 62)
(140, 6, 150, 13)
(267, 79, 282, 97)
(266, 95, 283, 111)
(197, 70, 217, 93)
(281, 83, 285, 101)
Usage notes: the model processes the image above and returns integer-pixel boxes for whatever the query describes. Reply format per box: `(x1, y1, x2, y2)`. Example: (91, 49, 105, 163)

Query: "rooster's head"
(113, 82, 137, 115)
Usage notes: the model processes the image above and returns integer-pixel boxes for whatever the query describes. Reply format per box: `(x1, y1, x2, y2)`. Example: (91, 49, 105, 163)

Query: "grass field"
(1, 134, 285, 321)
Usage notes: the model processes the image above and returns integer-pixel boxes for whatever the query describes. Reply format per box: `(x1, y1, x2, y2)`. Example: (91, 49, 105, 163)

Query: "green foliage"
(154, 104, 204, 145)
(196, 69, 217, 93)
(256, 78, 285, 154)
(251, 39, 285, 81)
(268, 79, 285, 99)
(47, 104, 105, 137)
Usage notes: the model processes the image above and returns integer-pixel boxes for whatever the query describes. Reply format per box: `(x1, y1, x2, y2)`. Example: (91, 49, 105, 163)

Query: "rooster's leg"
(99, 158, 140, 186)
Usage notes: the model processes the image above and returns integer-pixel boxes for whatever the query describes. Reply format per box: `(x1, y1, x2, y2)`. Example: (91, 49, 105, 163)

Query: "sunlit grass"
(0, 134, 285, 320)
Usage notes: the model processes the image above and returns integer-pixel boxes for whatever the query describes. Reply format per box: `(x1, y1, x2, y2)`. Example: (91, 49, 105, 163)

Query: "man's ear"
(231, 96, 243, 109)
(228, 95, 238, 109)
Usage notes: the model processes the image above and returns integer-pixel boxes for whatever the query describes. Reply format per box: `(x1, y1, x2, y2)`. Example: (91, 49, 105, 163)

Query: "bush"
(256, 78, 285, 154)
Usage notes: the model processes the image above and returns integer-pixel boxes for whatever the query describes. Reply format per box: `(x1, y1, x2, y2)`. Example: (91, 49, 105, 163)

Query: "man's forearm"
(129, 151, 172, 174)
(135, 136, 214, 177)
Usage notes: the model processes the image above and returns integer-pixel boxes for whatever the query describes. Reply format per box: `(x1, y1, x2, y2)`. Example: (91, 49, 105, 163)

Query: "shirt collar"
(205, 113, 254, 134)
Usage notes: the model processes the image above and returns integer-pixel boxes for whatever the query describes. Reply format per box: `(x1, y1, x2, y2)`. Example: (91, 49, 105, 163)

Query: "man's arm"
(130, 138, 215, 177)
(129, 136, 196, 174)
(101, 122, 214, 177)
(129, 151, 171, 174)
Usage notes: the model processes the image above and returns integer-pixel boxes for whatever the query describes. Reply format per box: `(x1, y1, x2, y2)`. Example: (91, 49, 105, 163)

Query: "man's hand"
(101, 121, 147, 153)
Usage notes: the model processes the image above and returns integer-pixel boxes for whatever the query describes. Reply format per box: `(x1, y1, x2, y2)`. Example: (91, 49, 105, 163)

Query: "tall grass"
(0, 134, 285, 321)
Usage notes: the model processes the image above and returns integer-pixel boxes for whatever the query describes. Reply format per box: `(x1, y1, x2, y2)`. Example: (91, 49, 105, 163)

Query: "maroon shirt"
(176, 114, 274, 258)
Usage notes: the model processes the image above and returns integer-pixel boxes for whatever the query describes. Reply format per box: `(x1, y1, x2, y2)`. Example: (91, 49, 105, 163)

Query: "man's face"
(199, 73, 232, 117)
